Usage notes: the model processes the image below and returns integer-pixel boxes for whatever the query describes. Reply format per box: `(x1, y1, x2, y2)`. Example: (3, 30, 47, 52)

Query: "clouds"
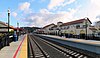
(56, 8, 79, 22)
(12, 12, 17, 17)
(11, 2, 31, 18)
(86, 0, 100, 22)
(21, 6, 79, 27)
(12, 0, 100, 27)
(18, 2, 32, 14)
(17, 0, 78, 27)
(71, 0, 100, 24)
(48, 0, 64, 10)
(91, 0, 100, 7)
(48, 0, 76, 10)
(19, 2, 30, 11)
(40, 8, 53, 14)
(22, 13, 62, 27)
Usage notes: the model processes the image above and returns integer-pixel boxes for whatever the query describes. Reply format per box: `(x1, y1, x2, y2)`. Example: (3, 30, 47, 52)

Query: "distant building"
(0, 21, 12, 32)
(0, 21, 15, 36)
(0, 21, 17, 33)
(43, 23, 55, 34)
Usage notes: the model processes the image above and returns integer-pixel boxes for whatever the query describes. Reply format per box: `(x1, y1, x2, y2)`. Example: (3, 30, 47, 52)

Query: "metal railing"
(0, 33, 13, 50)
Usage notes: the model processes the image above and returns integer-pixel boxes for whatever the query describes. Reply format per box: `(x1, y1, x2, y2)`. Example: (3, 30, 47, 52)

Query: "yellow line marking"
(19, 34, 27, 58)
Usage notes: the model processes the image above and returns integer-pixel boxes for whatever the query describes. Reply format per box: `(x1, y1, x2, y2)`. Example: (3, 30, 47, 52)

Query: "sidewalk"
(0, 34, 27, 58)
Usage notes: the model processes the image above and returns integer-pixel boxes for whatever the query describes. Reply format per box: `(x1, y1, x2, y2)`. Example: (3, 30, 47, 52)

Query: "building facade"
(95, 21, 100, 32)
(61, 18, 92, 35)
(94, 21, 100, 37)
(0, 21, 15, 33)
(42, 18, 96, 37)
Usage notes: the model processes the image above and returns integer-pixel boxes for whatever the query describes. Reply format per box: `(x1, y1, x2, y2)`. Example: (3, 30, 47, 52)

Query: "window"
(49, 28, 53, 30)
(64, 27, 66, 29)
(76, 25, 80, 29)
(66, 26, 69, 29)
(83, 25, 86, 28)
(83, 24, 89, 28)
(98, 32, 100, 35)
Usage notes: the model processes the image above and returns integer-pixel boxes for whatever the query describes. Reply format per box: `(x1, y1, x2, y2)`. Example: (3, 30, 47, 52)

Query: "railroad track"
(28, 34, 49, 58)
(30, 34, 67, 58)
(34, 34, 94, 58)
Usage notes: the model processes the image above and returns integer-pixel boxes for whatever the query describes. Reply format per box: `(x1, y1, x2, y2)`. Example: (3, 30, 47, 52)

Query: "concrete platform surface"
(0, 34, 27, 58)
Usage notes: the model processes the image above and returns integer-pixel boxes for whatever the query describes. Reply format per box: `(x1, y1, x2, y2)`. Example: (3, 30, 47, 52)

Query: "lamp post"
(7, 9, 10, 46)
(17, 22, 19, 40)
(74, 25, 76, 38)
(85, 17, 88, 40)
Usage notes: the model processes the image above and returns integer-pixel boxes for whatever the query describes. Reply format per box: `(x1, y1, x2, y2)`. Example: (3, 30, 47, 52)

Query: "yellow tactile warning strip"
(19, 34, 27, 58)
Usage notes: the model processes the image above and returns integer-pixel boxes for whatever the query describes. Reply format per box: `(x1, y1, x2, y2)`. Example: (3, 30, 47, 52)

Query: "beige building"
(95, 21, 100, 32)
(0, 21, 14, 33)
(43, 18, 96, 36)
(94, 21, 100, 37)
(61, 18, 92, 35)
(0, 21, 8, 32)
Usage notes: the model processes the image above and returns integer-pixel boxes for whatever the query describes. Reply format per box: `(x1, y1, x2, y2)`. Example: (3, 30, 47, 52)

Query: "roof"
(0, 21, 18, 30)
(51, 25, 57, 28)
(62, 18, 92, 26)
(0, 21, 8, 26)
(13, 28, 23, 31)
(43, 23, 55, 29)
(57, 21, 63, 23)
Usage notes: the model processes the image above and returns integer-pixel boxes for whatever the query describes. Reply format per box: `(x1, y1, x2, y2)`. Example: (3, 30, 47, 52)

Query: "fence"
(0, 33, 13, 50)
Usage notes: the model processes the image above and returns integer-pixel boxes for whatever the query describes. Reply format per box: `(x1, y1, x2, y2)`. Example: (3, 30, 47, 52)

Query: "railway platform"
(0, 34, 27, 58)
(36, 34, 100, 58)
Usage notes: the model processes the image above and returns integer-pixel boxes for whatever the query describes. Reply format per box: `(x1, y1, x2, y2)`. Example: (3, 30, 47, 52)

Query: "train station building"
(40, 18, 99, 38)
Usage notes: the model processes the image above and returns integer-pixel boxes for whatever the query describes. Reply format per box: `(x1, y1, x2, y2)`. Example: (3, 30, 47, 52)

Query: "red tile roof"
(62, 18, 92, 26)
(43, 23, 55, 29)
(13, 28, 23, 31)
(42, 18, 92, 29)
(0, 21, 17, 30)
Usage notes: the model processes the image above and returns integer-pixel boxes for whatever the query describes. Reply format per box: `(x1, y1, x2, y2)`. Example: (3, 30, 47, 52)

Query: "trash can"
(13, 31, 17, 42)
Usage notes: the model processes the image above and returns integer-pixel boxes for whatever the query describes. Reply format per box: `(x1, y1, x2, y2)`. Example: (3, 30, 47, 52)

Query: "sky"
(0, 0, 100, 27)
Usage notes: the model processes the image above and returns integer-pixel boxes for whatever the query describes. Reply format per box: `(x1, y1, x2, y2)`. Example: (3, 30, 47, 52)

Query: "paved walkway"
(0, 34, 27, 58)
